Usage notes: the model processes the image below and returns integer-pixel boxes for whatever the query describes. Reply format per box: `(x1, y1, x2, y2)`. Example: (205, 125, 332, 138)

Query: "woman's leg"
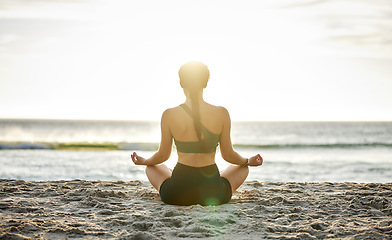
(145, 164, 172, 191)
(221, 165, 249, 193)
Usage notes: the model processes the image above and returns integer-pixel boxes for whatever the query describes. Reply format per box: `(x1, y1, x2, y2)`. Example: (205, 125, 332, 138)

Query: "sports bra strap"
(180, 104, 197, 122)
(180, 104, 205, 139)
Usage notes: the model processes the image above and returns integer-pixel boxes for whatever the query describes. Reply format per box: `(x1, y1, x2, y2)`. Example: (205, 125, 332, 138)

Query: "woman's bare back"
(167, 102, 226, 167)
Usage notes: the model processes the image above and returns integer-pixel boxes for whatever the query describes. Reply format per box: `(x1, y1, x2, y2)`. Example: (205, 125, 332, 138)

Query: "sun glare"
(0, 0, 391, 121)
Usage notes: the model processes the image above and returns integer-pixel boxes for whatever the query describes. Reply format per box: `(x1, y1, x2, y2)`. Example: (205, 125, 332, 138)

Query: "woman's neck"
(184, 89, 205, 105)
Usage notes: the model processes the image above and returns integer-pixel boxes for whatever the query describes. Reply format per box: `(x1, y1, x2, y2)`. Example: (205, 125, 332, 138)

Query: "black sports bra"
(174, 104, 220, 153)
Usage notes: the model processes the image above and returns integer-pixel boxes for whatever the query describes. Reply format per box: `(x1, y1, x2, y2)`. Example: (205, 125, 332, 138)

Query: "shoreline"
(1, 179, 391, 239)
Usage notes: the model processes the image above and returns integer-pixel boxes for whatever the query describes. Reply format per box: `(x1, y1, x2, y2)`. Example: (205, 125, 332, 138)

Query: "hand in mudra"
(131, 152, 147, 165)
(249, 154, 263, 166)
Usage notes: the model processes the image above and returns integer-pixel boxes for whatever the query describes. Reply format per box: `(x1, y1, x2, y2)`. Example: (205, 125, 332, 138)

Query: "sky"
(0, 0, 391, 121)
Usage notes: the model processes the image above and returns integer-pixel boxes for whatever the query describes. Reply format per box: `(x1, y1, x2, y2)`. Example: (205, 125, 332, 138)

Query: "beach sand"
(0, 179, 391, 239)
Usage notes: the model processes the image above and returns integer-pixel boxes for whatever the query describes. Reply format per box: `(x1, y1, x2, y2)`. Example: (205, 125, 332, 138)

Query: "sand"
(0, 179, 391, 240)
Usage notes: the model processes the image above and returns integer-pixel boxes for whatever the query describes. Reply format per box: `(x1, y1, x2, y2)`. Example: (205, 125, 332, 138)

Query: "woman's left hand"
(131, 152, 147, 165)
(249, 154, 263, 167)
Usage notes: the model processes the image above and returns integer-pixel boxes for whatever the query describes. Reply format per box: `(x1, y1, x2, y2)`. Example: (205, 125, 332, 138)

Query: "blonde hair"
(178, 61, 210, 145)
(179, 61, 210, 90)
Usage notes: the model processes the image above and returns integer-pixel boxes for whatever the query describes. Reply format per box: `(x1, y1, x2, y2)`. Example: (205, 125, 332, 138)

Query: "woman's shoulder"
(162, 104, 230, 118)
(161, 106, 178, 117)
(163, 105, 183, 114)
(161, 105, 186, 119)
(206, 103, 229, 116)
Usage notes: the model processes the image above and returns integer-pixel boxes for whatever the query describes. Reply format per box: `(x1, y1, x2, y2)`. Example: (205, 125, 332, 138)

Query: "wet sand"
(0, 179, 391, 239)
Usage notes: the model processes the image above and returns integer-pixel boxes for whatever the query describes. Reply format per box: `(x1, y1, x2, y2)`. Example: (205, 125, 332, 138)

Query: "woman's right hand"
(249, 154, 263, 166)
(131, 152, 148, 165)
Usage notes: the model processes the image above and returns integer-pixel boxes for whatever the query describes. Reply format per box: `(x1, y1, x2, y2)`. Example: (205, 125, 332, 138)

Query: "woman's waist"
(171, 162, 220, 180)
(177, 152, 215, 167)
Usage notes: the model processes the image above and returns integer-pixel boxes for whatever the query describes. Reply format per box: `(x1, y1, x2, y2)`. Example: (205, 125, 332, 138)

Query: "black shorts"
(159, 163, 232, 206)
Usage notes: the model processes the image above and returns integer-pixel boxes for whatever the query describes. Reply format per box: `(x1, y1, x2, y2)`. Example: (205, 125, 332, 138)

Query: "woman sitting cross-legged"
(131, 61, 263, 206)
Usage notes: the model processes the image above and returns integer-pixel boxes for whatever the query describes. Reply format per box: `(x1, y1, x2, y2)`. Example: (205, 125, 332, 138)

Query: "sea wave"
(233, 142, 392, 149)
(0, 142, 159, 151)
(1, 141, 392, 151)
(0, 142, 53, 150)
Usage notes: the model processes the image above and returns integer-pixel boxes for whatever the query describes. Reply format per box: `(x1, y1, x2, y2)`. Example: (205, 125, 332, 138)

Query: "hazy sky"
(0, 0, 391, 121)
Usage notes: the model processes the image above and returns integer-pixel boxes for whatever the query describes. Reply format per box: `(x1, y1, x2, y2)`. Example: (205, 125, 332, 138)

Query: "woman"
(131, 61, 263, 206)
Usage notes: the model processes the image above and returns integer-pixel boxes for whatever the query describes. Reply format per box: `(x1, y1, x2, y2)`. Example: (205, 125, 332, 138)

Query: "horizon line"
(1, 117, 391, 123)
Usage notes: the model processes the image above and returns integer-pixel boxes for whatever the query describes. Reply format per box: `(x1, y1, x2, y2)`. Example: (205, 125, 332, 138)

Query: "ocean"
(0, 119, 391, 183)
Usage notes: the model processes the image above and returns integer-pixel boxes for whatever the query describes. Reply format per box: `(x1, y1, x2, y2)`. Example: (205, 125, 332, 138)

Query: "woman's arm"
(219, 107, 248, 165)
(131, 109, 173, 166)
(219, 107, 263, 166)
